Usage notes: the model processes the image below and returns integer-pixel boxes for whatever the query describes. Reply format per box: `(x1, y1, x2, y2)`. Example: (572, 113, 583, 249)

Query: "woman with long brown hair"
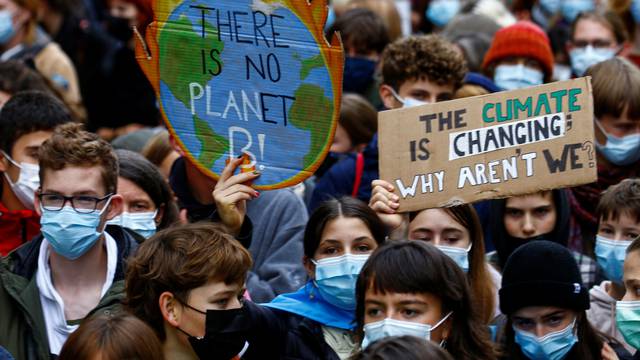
(370, 180, 500, 324)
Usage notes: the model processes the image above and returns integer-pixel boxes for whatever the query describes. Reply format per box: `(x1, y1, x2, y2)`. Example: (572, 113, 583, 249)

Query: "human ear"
(105, 194, 124, 221)
(379, 84, 400, 110)
(155, 204, 165, 226)
(159, 291, 181, 327)
(303, 256, 315, 280)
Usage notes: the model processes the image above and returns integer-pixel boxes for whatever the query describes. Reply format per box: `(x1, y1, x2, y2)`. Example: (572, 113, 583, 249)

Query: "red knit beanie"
(482, 21, 554, 80)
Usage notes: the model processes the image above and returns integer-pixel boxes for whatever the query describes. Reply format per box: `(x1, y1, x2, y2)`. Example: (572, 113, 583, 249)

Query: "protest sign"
(135, 0, 343, 189)
(378, 78, 597, 212)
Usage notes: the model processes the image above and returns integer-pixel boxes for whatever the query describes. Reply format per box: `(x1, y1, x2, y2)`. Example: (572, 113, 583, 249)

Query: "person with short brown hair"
(310, 35, 467, 210)
(588, 179, 640, 354)
(0, 122, 141, 359)
(567, 11, 627, 77)
(58, 312, 164, 360)
(125, 222, 252, 359)
(330, 93, 377, 154)
(569, 57, 640, 254)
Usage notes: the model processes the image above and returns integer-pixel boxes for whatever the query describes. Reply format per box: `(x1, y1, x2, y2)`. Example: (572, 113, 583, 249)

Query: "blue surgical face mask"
(107, 210, 157, 238)
(312, 253, 369, 310)
(344, 57, 377, 94)
(362, 312, 452, 349)
(595, 119, 640, 166)
(0, 10, 15, 45)
(436, 244, 471, 273)
(561, 0, 595, 23)
(569, 46, 616, 77)
(494, 64, 544, 91)
(389, 87, 429, 108)
(539, 0, 561, 14)
(616, 300, 640, 350)
(514, 318, 578, 360)
(632, 0, 640, 24)
(595, 235, 632, 284)
(40, 198, 112, 260)
(426, 0, 460, 28)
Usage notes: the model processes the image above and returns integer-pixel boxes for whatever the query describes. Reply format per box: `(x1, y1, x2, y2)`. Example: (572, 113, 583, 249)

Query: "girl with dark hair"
(109, 149, 179, 238)
(355, 240, 497, 360)
(499, 240, 627, 360)
(370, 180, 500, 324)
(487, 190, 601, 290)
(188, 197, 387, 359)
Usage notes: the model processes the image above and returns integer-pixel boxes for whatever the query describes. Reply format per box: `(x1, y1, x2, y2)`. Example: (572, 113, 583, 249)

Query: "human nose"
(522, 214, 536, 236)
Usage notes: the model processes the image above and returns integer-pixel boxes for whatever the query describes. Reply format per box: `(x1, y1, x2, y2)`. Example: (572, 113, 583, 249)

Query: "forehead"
(118, 177, 152, 201)
(320, 216, 372, 239)
(409, 208, 465, 231)
(505, 192, 553, 208)
(11, 130, 54, 154)
(624, 251, 640, 278)
(365, 288, 440, 306)
(512, 305, 565, 318)
(41, 165, 106, 195)
(0, 0, 19, 9)
(574, 18, 614, 40)
(398, 77, 455, 96)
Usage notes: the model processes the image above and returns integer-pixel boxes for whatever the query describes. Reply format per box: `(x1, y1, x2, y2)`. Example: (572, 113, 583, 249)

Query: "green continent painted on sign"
(193, 115, 228, 168)
(298, 54, 324, 81)
(289, 83, 333, 168)
(159, 14, 223, 107)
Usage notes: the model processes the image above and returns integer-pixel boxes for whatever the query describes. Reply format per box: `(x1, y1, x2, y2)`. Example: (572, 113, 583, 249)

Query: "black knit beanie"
(499, 240, 590, 315)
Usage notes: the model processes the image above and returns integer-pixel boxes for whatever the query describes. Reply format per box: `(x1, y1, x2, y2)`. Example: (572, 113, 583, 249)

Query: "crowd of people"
(1, 0, 640, 359)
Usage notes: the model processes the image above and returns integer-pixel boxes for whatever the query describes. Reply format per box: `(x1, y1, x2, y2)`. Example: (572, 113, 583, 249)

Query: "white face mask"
(1, 151, 39, 210)
(107, 210, 158, 238)
(389, 87, 430, 108)
(362, 311, 452, 349)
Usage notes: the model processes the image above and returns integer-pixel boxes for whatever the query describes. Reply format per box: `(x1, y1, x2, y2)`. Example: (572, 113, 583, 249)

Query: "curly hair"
(38, 122, 117, 195)
(381, 35, 467, 91)
(125, 223, 252, 341)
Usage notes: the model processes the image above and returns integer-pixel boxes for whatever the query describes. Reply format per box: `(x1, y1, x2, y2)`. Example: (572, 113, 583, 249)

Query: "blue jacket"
(310, 134, 379, 211)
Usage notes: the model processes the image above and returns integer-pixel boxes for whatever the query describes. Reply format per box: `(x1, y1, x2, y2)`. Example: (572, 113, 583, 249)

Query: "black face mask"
(105, 15, 133, 42)
(177, 303, 249, 360)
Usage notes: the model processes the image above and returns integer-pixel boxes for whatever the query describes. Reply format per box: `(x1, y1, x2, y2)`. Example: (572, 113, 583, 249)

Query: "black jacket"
(210, 301, 341, 360)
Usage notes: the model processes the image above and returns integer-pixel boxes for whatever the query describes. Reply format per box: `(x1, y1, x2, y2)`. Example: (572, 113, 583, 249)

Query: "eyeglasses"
(38, 193, 113, 214)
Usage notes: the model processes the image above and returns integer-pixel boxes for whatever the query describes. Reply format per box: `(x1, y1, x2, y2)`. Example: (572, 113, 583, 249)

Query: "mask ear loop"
(387, 87, 406, 105)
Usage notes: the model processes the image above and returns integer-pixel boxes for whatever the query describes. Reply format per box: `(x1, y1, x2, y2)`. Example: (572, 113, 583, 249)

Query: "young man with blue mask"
(587, 179, 640, 355)
(0, 91, 72, 256)
(482, 21, 554, 91)
(0, 123, 140, 359)
(567, 12, 626, 78)
(310, 35, 467, 210)
(500, 240, 630, 360)
(568, 58, 640, 255)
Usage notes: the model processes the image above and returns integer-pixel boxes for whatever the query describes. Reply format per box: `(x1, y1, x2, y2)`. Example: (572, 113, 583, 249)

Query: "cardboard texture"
(378, 78, 597, 212)
(135, 0, 344, 189)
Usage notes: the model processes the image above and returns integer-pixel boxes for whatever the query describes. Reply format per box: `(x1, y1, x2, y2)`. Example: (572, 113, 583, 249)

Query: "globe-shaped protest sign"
(136, 0, 343, 189)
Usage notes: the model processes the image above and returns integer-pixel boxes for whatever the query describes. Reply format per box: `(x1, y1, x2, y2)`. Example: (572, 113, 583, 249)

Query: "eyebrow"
(42, 189, 101, 196)
(319, 239, 342, 246)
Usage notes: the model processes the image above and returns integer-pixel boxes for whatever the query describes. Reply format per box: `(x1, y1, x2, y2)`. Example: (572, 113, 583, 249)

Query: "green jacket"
(0, 226, 139, 360)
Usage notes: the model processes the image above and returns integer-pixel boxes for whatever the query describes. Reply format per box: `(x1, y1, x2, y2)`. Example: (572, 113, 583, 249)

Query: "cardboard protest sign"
(135, 0, 343, 189)
(378, 78, 597, 212)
